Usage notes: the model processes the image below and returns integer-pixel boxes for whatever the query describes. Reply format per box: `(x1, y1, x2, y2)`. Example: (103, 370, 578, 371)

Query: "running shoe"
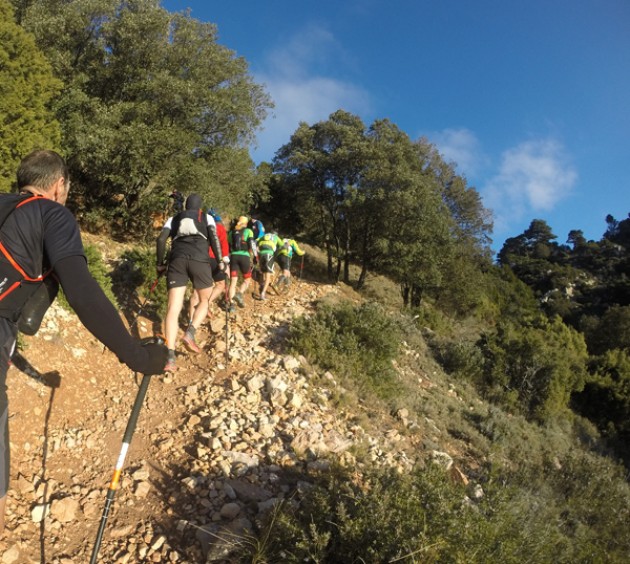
(182, 331, 201, 353)
(164, 358, 178, 372)
(234, 292, 245, 308)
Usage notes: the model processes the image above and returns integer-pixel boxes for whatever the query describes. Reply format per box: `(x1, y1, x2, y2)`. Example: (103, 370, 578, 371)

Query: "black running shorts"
(276, 254, 291, 271)
(229, 254, 252, 279)
(259, 253, 275, 274)
(167, 256, 213, 290)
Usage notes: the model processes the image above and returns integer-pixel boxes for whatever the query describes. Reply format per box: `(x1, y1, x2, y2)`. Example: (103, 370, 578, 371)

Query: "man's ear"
(51, 176, 67, 202)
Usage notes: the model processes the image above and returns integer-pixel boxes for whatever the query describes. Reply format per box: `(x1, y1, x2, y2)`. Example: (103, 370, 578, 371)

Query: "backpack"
(258, 232, 277, 252)
(0, 194, 59, 327)
(170, 209, 208, 240)
(231, 228, 246, 252)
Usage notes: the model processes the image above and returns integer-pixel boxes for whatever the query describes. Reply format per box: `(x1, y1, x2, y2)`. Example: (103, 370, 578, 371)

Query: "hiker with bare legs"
(188, 210, 230, 323)
(256, 230, 280, 300)
(227, 216, 255, 312)
(274, 237, 305, 292)
(156, 194, 223, 371)
(0, 150, 167, 537)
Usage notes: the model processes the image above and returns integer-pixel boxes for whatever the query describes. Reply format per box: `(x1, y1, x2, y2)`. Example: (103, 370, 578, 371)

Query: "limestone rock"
(51, 496, 80, 523)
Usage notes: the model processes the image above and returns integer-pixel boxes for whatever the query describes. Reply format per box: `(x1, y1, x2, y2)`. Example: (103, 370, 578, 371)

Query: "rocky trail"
(0, 273, 445, 564)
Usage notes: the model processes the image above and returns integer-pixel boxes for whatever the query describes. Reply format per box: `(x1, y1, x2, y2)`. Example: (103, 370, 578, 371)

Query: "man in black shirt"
(156, 194, 223, 371)
(0, 150, 167, 536)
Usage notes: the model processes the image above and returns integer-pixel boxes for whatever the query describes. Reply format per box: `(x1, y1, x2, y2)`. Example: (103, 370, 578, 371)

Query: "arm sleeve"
(54, 255, 157, 374)
(247, 230, 256, 254)
(293, 241, 305, 256)
(207, 223, 222, 262)
(156, 228, 170, 265)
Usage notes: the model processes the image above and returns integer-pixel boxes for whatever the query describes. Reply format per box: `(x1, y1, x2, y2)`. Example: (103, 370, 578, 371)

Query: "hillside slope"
(1, 263, 477, 563)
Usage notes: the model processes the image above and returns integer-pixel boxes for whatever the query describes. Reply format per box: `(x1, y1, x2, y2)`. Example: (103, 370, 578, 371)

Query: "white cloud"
(250, 25, 372, 162)
(430, 128, 485, 177)
(482, 138, 577, 233)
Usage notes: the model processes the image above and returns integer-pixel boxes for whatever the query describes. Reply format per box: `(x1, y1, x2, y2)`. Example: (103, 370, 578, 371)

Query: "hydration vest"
(0, 194, 57, 323)
(170, 209, 208, 241)
(231, 228, 246, 252)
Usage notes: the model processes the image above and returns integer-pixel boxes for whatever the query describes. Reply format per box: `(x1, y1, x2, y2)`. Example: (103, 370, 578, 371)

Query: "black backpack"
(231, 228, 246, 252)
(0, 194, 59, 329)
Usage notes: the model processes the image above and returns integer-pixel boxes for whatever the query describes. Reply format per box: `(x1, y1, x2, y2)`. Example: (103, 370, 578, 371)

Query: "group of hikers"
(157, 192, 305, 372)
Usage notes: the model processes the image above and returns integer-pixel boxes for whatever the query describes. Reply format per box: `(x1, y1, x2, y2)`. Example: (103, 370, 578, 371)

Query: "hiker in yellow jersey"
(273, 237, 305, 292)
(256, 231, 281, 300)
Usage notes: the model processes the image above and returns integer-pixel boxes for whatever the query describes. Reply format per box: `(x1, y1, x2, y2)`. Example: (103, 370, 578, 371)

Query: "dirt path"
(2, 279, 322, 563)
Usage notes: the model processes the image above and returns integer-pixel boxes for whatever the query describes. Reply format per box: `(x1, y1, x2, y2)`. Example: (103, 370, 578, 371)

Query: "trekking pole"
(299, 255, 305, 281)
(90, 338, 162, 564)
(224, 282, 230, 365)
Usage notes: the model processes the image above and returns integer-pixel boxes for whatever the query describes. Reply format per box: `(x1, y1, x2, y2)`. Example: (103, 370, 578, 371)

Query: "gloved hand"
(157, 265, 167, 275)
(124, 341, 168, 375)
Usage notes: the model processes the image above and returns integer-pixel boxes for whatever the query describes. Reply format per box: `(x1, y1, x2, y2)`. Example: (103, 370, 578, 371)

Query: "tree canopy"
(0, 0, 62, 191)
(12, 0, 272, 234)
(269, 111, 493, 314)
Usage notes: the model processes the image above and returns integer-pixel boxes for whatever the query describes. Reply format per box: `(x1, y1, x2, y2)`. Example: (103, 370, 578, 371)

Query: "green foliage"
(438, 339, 485, 382)
(583, 305, 630, 355)
(237, 456, 630, 563)
(112, 246, 168, 316)
(573, 349, 630, 463)
(288, 300, 402, 401)
(271, 112, 493, 301)
(480, 316, 588, 422)
(0, 0, 62, 191)
(18, 0, 272, 235)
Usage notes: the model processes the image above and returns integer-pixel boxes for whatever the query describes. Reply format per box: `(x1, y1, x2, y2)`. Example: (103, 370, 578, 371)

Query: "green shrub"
(113, 247, 168, 316)
(438, 339, 485, 382)
(236, 458, 630, 563)
(288, 300, 402, 401)
(480, 316, 589, 422)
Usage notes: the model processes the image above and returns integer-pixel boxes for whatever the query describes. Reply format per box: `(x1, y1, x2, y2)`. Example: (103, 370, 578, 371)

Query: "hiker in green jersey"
(227, 216, 255, 311)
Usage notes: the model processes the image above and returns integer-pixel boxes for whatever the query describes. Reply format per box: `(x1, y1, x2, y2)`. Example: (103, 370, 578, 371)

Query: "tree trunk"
(326, 240, 334, 280)
(356, 221, 372, 290)
(356, 263, 368, 290)
(401, 284, 410, 307)
(335, 256, 342, 282)
(411, 284, 423, 308)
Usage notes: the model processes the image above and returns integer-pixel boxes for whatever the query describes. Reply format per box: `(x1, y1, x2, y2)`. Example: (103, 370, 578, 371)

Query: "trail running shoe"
(182, 331, 201, 353)
(164, 358, 178, 372)
(234, 292, 245, 308)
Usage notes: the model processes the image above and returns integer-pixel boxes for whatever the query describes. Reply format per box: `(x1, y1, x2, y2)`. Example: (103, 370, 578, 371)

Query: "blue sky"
(162, 0, 630, 251)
